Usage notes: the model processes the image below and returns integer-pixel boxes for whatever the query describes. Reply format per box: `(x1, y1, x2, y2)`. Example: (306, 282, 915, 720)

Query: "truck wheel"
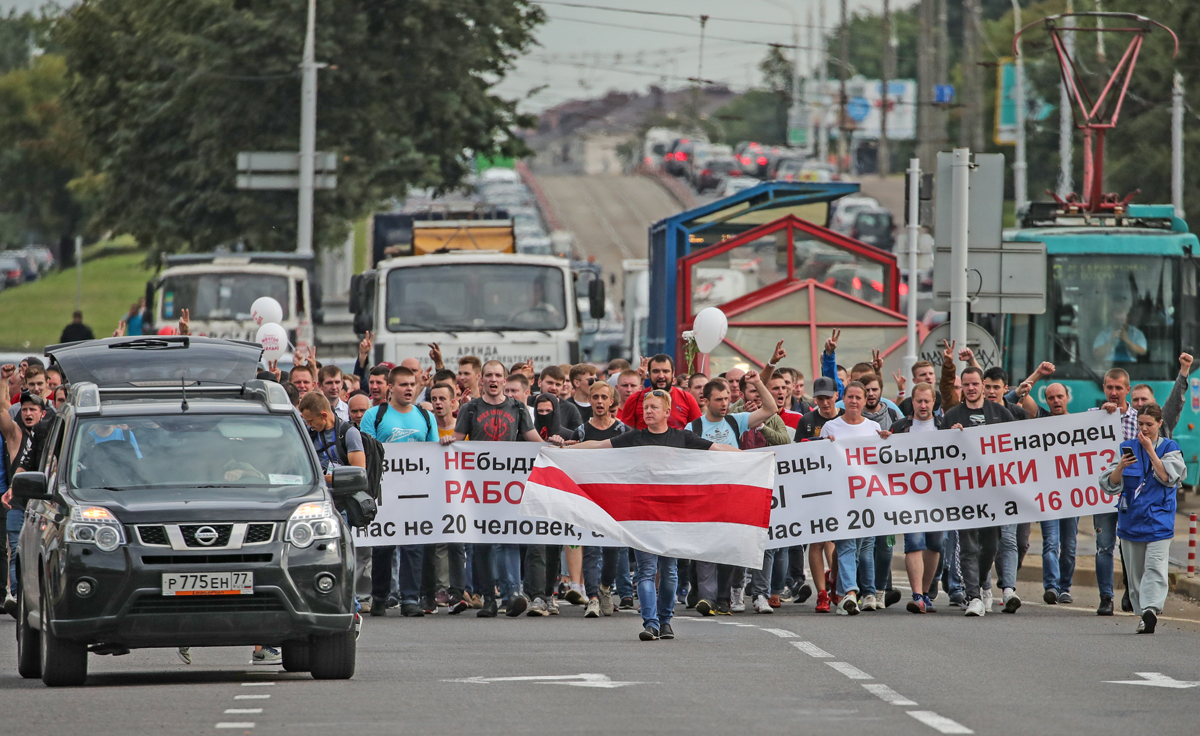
(281, 639, 311, 672)
(39, 594, 87, 687)
(16, 590, 40, 679)
(308, 630, 355, 680)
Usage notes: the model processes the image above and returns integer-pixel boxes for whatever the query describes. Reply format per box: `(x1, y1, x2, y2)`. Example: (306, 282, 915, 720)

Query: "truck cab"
(149, 253, 321, 348)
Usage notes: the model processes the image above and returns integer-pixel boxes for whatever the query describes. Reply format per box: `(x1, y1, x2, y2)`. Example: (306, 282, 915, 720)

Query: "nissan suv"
(13, 336, 362, 686)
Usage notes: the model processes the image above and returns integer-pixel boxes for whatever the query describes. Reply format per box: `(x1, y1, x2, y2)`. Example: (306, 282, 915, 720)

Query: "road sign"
(918, 322, 1001, 371)
(846, 97, 871, 122)
(236, 151, 338, 190)
(994, 59, 1054, 145)
(237, 173, 338, 190)
(1104, 673, 1200, 689)
(935, 84, 955, 105)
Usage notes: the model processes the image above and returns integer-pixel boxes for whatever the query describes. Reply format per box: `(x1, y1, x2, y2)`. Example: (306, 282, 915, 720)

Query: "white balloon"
(693, 307, 728, 353)
(256, 322, 288, 362)
(250, 296, 284, 327)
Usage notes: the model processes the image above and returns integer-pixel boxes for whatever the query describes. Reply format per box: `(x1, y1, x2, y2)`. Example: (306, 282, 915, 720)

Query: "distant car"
(774, 158, 839, 183)
(0, 251, 38, 282)
(22, 246, 54, 272)
(696, 156, 741, 193)
(479, 167, 522, 183)
(829, 196, 881, 235)
(665, 138, 706, 178)
(720, 176, 761, 197)
(688, 143, 733, 185)
(851, 208, 896, 251)
(0, 257, 23, 288)
(823, 263, 888, 306)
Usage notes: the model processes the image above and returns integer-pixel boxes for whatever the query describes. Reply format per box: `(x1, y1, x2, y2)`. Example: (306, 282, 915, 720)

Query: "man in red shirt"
(618, 354, 702, 430)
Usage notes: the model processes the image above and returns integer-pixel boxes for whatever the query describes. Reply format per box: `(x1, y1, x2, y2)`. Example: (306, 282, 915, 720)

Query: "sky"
(2, 0, 918, 113)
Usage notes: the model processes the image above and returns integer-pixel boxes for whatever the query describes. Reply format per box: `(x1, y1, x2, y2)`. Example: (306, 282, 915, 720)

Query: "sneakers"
(730, 588, 746, 612)
(1058, 591, 1073, 605)
(526, 597, 550, 616)
(753, 594, 773, 614)
(883, 588, 902, 608)
(598, 585, 614, 616)
(714, 601, 733, 615)
(252, 646, 281, 664)
(418, 597, 437, 615)
(906, 596, 926, 614)
(358, 598, 372, 613)
(982, 588, 994, 610)
(837, 592, 859, 616)
(477, 597, 499, 618)
(546, 598, 560, 615)
(639, 626, 659, 641)
(964, 598, 986, 617)
(1043, 588, 1058, 604)
(695, 599, 715, 616)
(795, 581, 814, 603)
(768, 594, 782, 608)
(1002, 588, 1022, 614)
(618, 596, 635, 611)
(948, 592, 966, 609)
(400, 603, 425, 617)
(468, 592, 484, 609)
(923, 594, 937, 613)
(584, 598, 601, 618)
(1138, 610, 1158, 634)
(504, 594, 529, 617)
(659, 622, 674, 639)
(1097, 596, 1114, 616)
(1121, 590, 1133, 612)
(177, 647, 192, 665)
(564, 586, 585, 605)
(860, 593, 877, 612)
(448, 594, 469, 615)
(369, 598, 387, 617)
(815, 590, 831, 613)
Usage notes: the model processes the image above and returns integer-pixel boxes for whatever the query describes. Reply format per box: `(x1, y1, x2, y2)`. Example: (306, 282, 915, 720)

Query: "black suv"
(13, 336, 362, 686)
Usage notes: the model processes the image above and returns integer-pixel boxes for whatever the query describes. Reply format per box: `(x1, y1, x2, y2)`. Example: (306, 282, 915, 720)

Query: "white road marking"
(761, 628, 798, 638)
(443, 673, 648, 689)
(863, 683, 918, 705)
(1104, 672, 1200, 688)
(224, 709, 263, 715)
(215, 723, 256, 729)
(907, 711, 973, 734)
(234, 695, 271, 700)
(826, 661, 873, 680)
(241, 682, 275, 687)
(791, 641, 833, 658)
(733, 624, 758, 627)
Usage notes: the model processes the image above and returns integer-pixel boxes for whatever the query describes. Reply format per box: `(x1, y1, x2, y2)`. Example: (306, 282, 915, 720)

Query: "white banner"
(353, 412, 1121, 549)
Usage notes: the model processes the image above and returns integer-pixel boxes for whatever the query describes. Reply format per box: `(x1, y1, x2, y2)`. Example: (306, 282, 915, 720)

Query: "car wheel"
(16, 590, 40, 679)
(308, 629, 355, 680)
(281, 639, 311, 673)
(39, 592, 87, 687)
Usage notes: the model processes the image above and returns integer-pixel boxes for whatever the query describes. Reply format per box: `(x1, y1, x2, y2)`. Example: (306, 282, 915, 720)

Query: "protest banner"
(353, 412, 1121, 549)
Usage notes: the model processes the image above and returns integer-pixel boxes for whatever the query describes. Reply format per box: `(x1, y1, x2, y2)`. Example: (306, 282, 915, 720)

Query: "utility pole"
(1011, 0, 1028, 213)
(837, 0, 849, 174)
(1173, 72, 1185, 218)
(817, 0, 829, 164)
(297, 0, 318, 257)
(904, 158, 921, 375)
(950, 148, 970, 372)
(962, 0, 984, 151)
(1057, 3, 1074, 199)
(75, 236, 82, 311)
(916, 0, 934, 171)
(806, 8, 816, 156)
(879, 0, 892, 177)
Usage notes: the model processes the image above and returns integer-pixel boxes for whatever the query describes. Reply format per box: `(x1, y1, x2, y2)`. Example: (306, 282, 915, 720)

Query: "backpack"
(691, 416, 744, 450)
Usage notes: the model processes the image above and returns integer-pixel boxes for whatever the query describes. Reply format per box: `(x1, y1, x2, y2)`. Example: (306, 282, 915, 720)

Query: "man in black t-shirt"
(565, 390, 734, 642)
(443, 361, 541, 618)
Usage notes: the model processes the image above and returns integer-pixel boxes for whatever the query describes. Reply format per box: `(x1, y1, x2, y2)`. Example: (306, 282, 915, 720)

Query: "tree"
(55, 0, 544, 256)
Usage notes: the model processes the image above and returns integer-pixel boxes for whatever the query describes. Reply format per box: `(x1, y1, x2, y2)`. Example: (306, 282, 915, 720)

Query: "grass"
(0, 252, 153, 351)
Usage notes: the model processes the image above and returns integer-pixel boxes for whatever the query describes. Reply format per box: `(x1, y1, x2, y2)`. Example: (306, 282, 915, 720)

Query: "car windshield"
(856, 212, 890, 231)
(69, 415, 316, 490)
(385, 263, 567, 333)
(161, 273, 290, 322)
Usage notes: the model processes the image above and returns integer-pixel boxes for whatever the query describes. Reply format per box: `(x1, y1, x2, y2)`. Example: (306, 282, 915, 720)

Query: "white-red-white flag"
(519, 447, 775, 567)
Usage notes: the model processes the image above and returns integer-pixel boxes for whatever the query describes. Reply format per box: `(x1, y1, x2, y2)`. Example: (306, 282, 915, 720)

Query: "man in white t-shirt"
(821, 380, 888, 616)
(689, 373, 778, 615)
(889, 382, 943, 614)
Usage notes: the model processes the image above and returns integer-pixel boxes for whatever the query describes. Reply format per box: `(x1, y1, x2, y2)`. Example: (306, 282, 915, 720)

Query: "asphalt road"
(5, 576, 1200, 736)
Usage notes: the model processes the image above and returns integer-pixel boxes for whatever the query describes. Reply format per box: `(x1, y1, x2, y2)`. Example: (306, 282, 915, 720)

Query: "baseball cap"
(812, 376, 838, 398)
(376, 362, 396, 370)
(19, 390, 46, 408)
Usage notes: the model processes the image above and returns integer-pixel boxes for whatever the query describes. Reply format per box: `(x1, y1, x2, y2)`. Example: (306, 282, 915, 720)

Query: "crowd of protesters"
(0, 312, 1191, 641)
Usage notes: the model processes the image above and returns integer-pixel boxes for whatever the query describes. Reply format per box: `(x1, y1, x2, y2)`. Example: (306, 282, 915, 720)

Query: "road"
(537, 175, 684, 289)
(6, 576, 1200, 735)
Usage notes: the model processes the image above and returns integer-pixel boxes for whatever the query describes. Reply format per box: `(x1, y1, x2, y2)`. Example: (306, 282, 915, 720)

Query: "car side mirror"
(588, 279, 605, 319)
(12, 472, 50, 503)
(329, 466, 368, 498)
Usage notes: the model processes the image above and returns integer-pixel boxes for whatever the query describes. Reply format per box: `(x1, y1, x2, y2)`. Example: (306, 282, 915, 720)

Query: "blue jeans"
(874, 535, 893, 593)
(493, 544, 521, 600)
(940, 530, 964, 598)
(834, 538, 874, 597)
(6, 509, 22, 597)
(1094, 512, 1117, 599)
(633, 551, 677, 630)
(994, 524, 1018, 590)
(1042, 517, 1078, 594)
(614, 548, 634, 600)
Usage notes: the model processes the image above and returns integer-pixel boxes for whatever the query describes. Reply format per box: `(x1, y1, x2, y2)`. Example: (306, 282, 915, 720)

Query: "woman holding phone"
(1098, 404, 1187, 634)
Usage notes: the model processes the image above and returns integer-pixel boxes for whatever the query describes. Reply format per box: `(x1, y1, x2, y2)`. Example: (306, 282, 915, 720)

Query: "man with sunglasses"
(569, 363, 598, 423)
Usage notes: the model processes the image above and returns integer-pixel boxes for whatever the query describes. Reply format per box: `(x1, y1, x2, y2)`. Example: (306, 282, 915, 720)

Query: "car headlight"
(285, 501, 339, 549)
(66, 506, 126, 552)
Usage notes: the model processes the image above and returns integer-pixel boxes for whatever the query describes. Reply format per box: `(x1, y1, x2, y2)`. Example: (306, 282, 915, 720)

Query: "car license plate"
(161, 572, 253, 596)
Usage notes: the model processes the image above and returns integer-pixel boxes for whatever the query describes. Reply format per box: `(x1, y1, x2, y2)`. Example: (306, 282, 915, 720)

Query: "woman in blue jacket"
(1098, 404, 1187, 634)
